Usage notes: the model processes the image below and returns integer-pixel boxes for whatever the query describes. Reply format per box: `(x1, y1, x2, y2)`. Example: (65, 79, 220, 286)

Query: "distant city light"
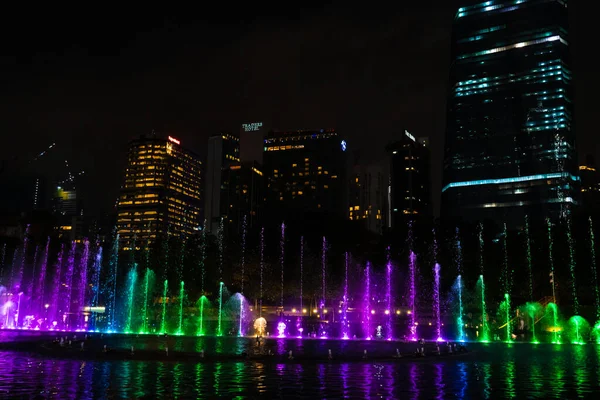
(242, 122, 263, 132)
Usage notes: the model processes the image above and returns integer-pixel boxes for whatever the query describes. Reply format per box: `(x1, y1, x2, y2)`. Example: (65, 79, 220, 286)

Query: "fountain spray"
(364, 261, 372, 340)
(342, 251, 349, 339)
(239, 215, 247, 336)
(455, 228, 464, 341)
(36, 238, 51, 317)
(124, 266, 138, 333)
(77, 240, 90, 329)
(478, 223, 489, 342)
(197, 219, 207, 336)
(566, 212, 579, 315)
(525, 215, 534, 301)
(502, 223, 512, 341)
(141, 240, 151, 334)
(177, 237, 186, 335)
(259, 227, 264, 319)
(589, 217, 600, 321)
(108, 232, 119, 332)
(160, 279, 168, 334)
(408, 220, 417, 340)
(49, 244, 64, 327)
(386, 247, 393, 340)
(546, 217, 560, 343)
(62, 241, 76, 330)
(432, 228, 442, 341)
(321, 236, 327, 313)
(299, 236, 304, 336)
(280, 222, 285, 312)
(177, 281, 185, 335)
(217, 218, 224, 336)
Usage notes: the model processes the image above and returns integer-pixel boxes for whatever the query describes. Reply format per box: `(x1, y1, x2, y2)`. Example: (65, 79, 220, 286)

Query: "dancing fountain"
(0, 213, 598, 346)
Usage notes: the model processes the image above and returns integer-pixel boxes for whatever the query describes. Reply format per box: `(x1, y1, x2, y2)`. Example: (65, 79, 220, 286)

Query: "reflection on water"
(2, 340, 600, 398)
(434, 362, 444, 399)
(504, 360, 516, 398)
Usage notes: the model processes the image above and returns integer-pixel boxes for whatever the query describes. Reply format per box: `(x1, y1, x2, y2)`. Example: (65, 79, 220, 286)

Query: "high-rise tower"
(442, 0, 578, 227)
(117, 134, 202, 250)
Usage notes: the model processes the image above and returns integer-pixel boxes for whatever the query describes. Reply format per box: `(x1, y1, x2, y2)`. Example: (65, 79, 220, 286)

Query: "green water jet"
(124, 266, 138, 333)
(477, 275, 489, 342)
(217, 282, 224, 336)
(140, 268, 154, 334)
(196, 295, 209, 336)
(160, 279, 168, 334)
(176, 281, 185, 335)
(566, 315, 590, 345)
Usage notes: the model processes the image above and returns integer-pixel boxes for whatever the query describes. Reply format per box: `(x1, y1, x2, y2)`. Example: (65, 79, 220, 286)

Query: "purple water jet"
(76, 240, 90, 329)
(341, 252, 350, 340)
(364, 262, 372, 340)
(321, 237, 327, 313)
(48, 244, 64, 326)
(386, 247, 393, 340)
(35, 238, 50, 318)
(61, 241, 76, 329)
(434, 263, 442, 341)
(409, 251, 417, 341)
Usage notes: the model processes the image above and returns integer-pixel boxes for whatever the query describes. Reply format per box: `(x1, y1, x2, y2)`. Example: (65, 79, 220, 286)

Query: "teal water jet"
(454, 276, 464, 341)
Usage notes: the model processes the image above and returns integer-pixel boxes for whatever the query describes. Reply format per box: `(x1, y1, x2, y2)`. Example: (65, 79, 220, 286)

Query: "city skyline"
(0, 2, 594, 220)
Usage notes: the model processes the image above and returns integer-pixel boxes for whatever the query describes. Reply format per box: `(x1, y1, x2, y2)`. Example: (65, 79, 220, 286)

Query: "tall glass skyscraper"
(442, 0, 578, 227)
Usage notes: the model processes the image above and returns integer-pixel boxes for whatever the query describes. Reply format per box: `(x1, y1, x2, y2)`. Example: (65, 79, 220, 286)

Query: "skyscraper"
(204, 133, 240, 234)
(117, 134, 202, 250)
(386, 131, 431, 229)
(264, 129, 348, 223)
(349, 163, 387, 234)
(442, 0, 578, 227)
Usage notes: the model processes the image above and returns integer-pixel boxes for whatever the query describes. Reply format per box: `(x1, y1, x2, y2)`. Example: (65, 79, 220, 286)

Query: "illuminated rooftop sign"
(168, 136, 180, 145)
(341, 140, 347, 151)
(405, 130, 416, 142)
(242, 122, 263, 132)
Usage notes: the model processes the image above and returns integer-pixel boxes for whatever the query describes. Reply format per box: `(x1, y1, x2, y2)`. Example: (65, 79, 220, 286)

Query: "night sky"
(0, 2, 594, 217)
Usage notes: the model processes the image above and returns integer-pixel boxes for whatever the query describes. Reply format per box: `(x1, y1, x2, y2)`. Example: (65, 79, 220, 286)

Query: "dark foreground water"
(1, 332, 600, 398)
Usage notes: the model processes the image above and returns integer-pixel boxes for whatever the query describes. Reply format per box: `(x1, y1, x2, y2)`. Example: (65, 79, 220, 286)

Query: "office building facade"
(442, 0, 578, 227)
(386, 131, 431, 229)
(349, 164, 387, 234)
(264, 129, 348, 222)
(204, 133, 240, 234)
(117, 134, 202, 250)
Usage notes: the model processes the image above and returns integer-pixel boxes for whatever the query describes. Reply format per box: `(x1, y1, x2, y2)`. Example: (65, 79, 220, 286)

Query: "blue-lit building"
(442, 0, 578, 227)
